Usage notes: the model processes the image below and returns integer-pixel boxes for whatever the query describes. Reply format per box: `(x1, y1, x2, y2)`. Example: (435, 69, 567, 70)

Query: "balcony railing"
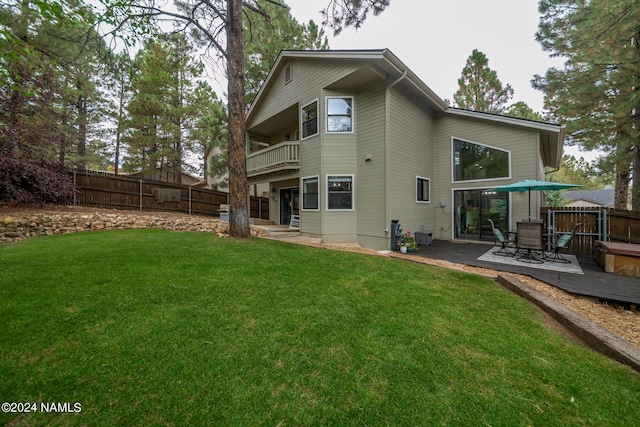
(246, 141, 300, 176)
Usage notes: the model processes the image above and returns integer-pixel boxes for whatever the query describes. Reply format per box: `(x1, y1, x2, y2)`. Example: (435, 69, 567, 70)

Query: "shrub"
(0, 157, 75, 204)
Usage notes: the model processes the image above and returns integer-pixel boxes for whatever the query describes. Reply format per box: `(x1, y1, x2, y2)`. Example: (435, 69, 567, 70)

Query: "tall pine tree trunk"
(632, 144, 640, 211)
(5, 88, 22, 157)
(614, 162, 630, 210)
(76, 94, 87, 169)
(226, 0, 250, 237)
(633, 36, 640, 211)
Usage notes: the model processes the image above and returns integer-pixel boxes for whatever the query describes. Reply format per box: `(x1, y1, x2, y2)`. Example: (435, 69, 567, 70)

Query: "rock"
(1, 216, 18, 226)
(0, 208, 267, 242)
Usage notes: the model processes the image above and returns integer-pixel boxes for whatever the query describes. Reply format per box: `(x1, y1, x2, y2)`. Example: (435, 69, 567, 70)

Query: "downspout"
(385, 71, 407, 248)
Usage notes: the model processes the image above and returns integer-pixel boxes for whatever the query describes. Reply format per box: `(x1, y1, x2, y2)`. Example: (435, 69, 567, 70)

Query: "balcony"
(246, 141, 300, 177)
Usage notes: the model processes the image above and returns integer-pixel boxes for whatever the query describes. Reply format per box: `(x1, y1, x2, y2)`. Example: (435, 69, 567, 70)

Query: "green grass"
(1, 230, 639, 426)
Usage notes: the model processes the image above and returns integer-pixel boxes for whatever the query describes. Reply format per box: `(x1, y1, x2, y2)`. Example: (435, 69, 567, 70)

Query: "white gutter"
(445, 108, 564, 133)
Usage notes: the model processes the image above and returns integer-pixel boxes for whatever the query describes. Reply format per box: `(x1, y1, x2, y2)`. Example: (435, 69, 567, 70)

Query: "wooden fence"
(69, 170, 269, 220)
(541, 207, 640, 257)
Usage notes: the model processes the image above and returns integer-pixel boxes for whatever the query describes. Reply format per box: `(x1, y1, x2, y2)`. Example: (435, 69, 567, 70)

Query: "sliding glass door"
(454, 189, 509, 241)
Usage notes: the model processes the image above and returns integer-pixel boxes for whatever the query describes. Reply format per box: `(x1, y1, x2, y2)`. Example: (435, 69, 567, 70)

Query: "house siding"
(320, 89, 358, 242)
(247, 59, 361, 130)
(247, 58, 363, 236)
(388, 86, 435, 242)
(432, 115, 541, 236)
(355, 82, 387, 249)
(245, 51, 563, 249)
(299, 136, 322, 235)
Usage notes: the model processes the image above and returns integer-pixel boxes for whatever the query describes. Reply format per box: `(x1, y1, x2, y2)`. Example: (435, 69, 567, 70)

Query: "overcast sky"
(287, 0, 559, 112)
(284, 1, 599, 161)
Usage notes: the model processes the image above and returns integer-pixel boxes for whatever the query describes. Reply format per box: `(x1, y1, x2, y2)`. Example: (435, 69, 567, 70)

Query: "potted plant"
(403, 231, 418, 253)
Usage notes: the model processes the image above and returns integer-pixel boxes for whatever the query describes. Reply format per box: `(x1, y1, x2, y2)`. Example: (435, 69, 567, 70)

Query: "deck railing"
(246, 141, 300, 175)
(541, 207, 640, 257)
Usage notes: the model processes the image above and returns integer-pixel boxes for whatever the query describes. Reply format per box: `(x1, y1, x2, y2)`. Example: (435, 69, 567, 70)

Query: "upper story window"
(301, 100, 318, 139)
(326, 97, 353, 133)
(452, 138, 510, 182)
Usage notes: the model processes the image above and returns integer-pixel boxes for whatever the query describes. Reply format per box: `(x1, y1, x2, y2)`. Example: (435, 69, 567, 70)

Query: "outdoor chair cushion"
(555, 234, 572, 248)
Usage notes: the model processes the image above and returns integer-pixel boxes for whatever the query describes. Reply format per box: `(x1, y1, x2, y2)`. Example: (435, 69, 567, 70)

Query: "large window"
(416, 176, 430, 203)
(326, 97, 353, 133)
(452, 138, 510, 182)
(327, 175, 353, 210)
(302, 176, 319, 210)
(301, 100, 318, 139)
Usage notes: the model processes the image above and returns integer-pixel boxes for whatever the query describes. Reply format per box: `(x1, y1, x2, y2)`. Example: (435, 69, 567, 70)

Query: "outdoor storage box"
(415, 231, 432, 246)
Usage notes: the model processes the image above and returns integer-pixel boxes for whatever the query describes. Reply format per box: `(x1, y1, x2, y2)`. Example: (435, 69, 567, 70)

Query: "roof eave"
(380, 50, 448, 111)
(445, 109, 565, 168)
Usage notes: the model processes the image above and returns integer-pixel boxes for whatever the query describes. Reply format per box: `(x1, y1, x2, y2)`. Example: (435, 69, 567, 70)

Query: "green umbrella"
(489, 179, 581, 219)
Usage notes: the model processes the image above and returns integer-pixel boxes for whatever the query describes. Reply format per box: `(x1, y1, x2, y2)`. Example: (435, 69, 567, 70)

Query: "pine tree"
(506, 102, 544, 121)
(243, 2, 328, 105)
(453, 49, 514, 114)
(125, 34, 204, 184)
(0, 0, 100, 203)
(534, 0, 639, 210)
(189, 82, 227, 186)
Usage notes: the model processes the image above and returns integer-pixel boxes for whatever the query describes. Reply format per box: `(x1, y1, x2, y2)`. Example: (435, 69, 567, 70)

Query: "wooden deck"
(414, 240, 640, 308)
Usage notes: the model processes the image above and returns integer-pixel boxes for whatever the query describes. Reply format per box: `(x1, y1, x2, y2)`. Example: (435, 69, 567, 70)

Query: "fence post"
(189, 186, 192, 215)
(139, 179, 143, 211)
(73, 169, 77, 206)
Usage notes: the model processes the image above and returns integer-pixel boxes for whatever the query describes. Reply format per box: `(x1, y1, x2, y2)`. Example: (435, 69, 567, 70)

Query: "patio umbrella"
(489, 179, 581, 219)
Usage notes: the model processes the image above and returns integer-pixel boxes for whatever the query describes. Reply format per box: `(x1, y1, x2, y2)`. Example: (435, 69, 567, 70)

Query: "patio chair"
(488, 219, 513, 256)
(515, 221, 544, 263)
(547, 222, 583, 263)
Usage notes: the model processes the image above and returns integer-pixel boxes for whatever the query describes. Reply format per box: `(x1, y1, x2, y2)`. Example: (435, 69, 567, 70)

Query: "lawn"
(1, 229, 639, 426)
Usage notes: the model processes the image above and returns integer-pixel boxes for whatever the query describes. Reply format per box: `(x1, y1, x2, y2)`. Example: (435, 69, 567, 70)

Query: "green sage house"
(245, 49, 565, 250)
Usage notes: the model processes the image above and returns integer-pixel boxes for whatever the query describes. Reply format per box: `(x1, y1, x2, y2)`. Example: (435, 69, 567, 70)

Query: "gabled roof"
(563, 188, 615, 207)
(247, 49, 448, 118)
(247, 49, 566, 168)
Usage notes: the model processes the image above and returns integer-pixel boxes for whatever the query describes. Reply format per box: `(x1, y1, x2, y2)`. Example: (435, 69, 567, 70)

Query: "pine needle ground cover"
(1, 230, 639, 425)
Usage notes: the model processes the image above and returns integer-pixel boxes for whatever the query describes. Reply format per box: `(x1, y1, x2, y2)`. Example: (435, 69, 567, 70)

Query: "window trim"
(301, 99, 319, 140)
(301, 175, 320, 211)
(325, 96, 354, 134)
(416, 176, 431, 203)
(326, 174, 354, 211)
(451, 136, 512, 183)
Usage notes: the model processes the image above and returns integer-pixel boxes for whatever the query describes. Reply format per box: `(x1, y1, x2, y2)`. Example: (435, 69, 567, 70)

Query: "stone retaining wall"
(0, 210, 268, 243)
